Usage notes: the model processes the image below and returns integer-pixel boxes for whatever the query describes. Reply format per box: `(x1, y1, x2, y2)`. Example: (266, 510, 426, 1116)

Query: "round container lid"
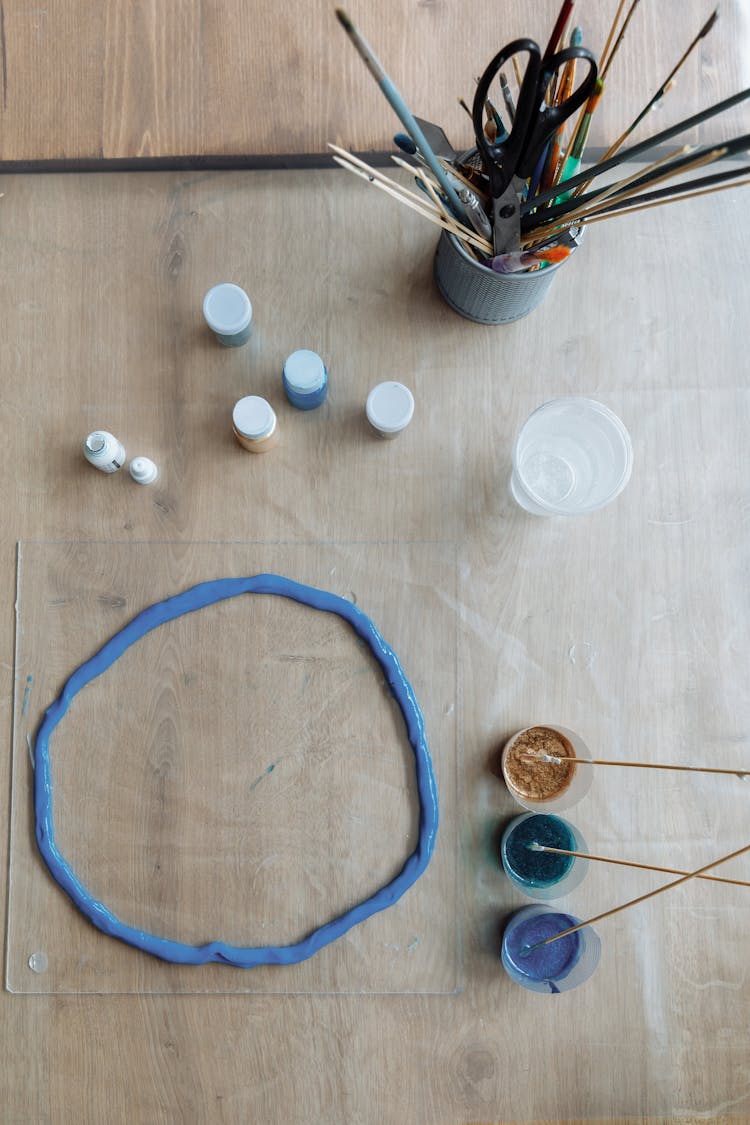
(129, 456, 158, 484)
(232, 396, 276, 440)
(366, 382, 414, 434)
(203, 284, 252, 334)
(283, 349, 326, 392)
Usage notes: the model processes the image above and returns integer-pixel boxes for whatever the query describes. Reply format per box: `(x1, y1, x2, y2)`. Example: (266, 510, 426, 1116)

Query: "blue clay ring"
(33, 575, 439, 967)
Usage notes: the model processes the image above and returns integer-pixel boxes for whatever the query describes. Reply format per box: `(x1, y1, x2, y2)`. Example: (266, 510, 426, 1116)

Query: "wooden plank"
(0, 167, 748, 1122)
(0, 0, 747, 160)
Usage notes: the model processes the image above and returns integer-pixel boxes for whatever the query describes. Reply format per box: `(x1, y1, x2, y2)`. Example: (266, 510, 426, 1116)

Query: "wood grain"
(0, 0, 748, 160)
(0, 166, 748, 1122)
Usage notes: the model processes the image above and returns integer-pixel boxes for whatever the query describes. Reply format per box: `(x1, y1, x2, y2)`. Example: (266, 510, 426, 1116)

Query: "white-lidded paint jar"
(366, 382, 414, 438)
(232, 396, 279, 453)
(83, 431, 126, 472)
(203, 283, 253, 347)
(282, 349, 328, 410)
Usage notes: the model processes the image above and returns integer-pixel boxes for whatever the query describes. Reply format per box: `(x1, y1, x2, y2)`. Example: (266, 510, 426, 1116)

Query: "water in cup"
(511, 397, 633, 516)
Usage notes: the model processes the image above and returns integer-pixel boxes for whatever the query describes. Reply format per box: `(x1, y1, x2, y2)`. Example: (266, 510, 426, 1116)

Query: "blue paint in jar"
(282, 350, 328, 410)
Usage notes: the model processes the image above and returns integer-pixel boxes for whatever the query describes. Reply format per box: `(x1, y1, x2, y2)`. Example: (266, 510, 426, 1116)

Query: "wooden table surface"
(1, 165, 749, 1124)
(0, 0, 748, 162)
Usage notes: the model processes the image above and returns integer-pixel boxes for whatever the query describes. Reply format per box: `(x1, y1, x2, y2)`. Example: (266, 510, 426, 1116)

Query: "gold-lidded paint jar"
(232, 396, 279, 453)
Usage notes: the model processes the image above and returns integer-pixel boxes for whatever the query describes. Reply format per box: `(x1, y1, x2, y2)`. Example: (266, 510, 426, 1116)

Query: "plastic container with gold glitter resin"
(500, 724, 593, 812)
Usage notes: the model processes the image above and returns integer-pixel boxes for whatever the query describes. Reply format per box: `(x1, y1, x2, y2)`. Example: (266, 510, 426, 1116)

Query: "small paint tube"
(202, 283, 253, 347)
(282, 349, 328, 410)
(366, 382, 414, 439)
(232, 396, 279, 453)
(129, 456, 158, 484)
(83, 430, 126, 472)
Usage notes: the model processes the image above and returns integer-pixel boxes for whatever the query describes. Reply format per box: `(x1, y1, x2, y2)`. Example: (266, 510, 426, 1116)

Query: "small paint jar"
(232, 396, 279, 453)
(83, 430, 126, 473)
(501, 904, 601, 994)
(500, 812, 589, 900)
(282, 349, 328, 410)
(366, 381, 414, 438)
(203, 283, 253, 347)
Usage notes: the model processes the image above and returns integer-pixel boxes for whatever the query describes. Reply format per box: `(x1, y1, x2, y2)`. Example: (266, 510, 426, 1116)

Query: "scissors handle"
(515, 46, 598, 179)
(472, 38, 541, 194)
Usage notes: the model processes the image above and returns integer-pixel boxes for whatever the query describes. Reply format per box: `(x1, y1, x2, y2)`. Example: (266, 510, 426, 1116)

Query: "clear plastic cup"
(500, 812, 589, 900)
(500, 725, 593, 812)
(510, 397, 633, 516)
(501, 904, 601, 993)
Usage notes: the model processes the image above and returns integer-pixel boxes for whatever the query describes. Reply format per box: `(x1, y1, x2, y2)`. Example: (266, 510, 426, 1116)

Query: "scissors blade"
(491, 179, 523, 253)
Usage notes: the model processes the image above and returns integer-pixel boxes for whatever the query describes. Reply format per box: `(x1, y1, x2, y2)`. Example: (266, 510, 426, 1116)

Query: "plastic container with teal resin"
(501, 812, 589, 900)
(282, 350, 328, 410)
(203, 283, 253, 347)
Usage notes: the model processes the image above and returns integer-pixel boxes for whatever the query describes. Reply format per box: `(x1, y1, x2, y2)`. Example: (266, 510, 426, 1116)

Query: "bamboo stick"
(531, 843, 750, 889)
(528, 842, 750, 950)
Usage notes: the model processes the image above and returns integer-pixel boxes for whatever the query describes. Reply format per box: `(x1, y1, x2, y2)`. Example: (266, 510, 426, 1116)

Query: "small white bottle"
(83, 430, 126, 472)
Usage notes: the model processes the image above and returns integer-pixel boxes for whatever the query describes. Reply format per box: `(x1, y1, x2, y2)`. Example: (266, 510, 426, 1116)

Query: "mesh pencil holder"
(433, 229, 569, 324)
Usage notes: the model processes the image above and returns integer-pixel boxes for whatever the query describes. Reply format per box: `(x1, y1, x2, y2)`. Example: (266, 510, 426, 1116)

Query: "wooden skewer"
(331, 155, 493, 255)
(413, 165, 479, 258)
(330, 144, 493, 253)
(529, 842, 750, 949)
(518, 751, 749, 778)
(328, 143, 441, 211)
(531, 843, 750, 888)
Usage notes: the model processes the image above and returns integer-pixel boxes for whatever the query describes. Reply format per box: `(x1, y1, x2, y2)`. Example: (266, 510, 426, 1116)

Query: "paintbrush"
(542, 0, 576, 62)
(597, 7, 721, 165)
(553, 78, 605, 196)
(599, 0, 643, 81)
(334, 9, 467, 222)
(568, 164, 750, 217)
(574, 172, 750, 227)
(525, 87, 750, 212)
(540, 27, 583, 193)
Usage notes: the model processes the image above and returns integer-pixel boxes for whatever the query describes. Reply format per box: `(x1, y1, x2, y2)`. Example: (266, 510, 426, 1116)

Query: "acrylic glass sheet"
(8, 540, 459, 994)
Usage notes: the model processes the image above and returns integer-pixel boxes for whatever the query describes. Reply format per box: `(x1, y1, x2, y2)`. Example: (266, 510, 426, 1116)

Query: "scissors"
(472, 38, 598, 253)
